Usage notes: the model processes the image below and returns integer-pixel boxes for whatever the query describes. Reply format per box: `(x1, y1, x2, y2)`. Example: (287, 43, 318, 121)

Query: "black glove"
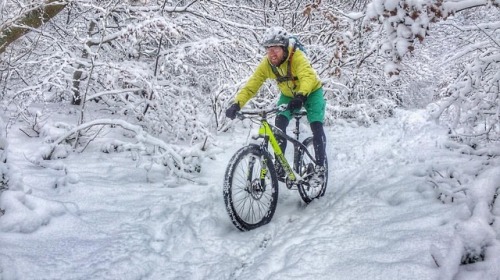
(287, 94, 306, 111)
(225, 103, 240, 119)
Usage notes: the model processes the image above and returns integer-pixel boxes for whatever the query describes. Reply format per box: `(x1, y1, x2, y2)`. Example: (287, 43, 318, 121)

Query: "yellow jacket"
(235, 46, 322, 107)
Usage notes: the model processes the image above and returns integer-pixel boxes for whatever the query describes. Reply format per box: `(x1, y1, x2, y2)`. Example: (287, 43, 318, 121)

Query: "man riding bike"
(225, 26, 327, 186)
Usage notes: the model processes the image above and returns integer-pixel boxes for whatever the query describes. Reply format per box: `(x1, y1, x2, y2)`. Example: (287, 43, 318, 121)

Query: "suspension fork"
(247, 156, 256, 184)
(244, 147, 268, 193)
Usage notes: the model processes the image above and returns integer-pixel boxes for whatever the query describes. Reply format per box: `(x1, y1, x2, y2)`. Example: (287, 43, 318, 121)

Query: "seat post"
(293, 114, 301, 141)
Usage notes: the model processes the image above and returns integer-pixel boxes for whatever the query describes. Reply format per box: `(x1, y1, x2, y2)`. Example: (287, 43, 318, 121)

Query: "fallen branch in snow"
(427, 168, 467, 204)
(43, 119, 201, 179)
(431, 244, 443, 267)
(23, 153, 66, 171)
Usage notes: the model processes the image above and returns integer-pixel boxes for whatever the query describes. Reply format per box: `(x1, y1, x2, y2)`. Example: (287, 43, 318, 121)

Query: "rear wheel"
(223, 144, 279, 231)
(297, 137, 328, 203)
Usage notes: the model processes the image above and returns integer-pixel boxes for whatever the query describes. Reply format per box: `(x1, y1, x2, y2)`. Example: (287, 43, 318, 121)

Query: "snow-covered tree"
(428, 7, 499, 147)
(1, 1, 231, 176)
(361, 0, 499, 144)
(0, 0, 498, 176)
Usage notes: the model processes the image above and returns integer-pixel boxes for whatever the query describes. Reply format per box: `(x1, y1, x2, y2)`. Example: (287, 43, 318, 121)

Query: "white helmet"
(261, 26, 289, 48)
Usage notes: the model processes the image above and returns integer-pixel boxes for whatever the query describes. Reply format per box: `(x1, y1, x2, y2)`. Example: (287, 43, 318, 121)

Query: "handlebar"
(236, 107, 278, 119)
(236, 104, 306, 120)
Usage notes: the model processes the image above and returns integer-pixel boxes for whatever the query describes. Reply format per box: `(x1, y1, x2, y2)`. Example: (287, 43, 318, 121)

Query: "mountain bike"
(223, 106, 328, 231)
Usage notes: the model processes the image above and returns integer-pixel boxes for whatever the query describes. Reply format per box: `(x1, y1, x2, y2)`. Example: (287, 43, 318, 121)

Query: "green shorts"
(277, 87, 326, 123)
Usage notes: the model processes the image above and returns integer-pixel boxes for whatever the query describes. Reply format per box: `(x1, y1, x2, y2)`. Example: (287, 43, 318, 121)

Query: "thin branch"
(474, 23, 500, 48)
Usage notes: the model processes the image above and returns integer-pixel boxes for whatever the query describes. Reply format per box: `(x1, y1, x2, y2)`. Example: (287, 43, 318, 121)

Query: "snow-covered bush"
(432, 165, 500, 278)
(360, 0, 499, 133)
(0, 1, 249, 175)
(360, 2, 500, 274)
(0, 190, 67, 233)
(429, 9, 500, 147)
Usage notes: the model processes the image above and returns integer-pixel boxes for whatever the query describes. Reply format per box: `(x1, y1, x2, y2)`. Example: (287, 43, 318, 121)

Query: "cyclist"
(225, 26, 326, 185)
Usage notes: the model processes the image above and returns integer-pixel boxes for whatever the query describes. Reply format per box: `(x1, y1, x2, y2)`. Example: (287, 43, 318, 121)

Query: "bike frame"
(253, 110, 317, 182)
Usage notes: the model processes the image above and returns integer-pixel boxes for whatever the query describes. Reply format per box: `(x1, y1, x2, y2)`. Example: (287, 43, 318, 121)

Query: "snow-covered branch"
(45, 119, 201, 179)
(362, 0, 494, 79)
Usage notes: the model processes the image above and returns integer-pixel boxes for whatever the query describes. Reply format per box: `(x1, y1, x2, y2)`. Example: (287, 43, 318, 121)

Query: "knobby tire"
(297, 137, 328, 203)
(223, 144, 279, 231)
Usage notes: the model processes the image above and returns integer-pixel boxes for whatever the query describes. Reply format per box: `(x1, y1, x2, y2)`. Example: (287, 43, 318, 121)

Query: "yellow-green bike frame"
(250, 108, 319, 190)
(257, 120, 297, 182)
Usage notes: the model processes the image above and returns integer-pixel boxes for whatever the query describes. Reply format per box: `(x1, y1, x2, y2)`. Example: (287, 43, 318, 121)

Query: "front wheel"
(297, 137, 328, 204)
(223, 144, 279, 231)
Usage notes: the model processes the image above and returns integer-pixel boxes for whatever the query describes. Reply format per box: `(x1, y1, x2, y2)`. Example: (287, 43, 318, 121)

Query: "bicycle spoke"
(224, 144, 278, 231)
(228, 152, 274, 224)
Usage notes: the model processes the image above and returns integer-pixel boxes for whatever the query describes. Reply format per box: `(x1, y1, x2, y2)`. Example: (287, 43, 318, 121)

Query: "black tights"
(275, 114, 326, 166)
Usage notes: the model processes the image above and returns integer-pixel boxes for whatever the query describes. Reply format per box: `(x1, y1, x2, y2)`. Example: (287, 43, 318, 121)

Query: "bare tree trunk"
(72, 21, 96, 105)
(0, 1, 67, 54)
(71, 66, 85, 105)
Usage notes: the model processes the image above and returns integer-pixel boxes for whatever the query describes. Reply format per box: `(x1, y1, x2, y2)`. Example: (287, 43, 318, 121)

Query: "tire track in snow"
(231, 111, 454, 280)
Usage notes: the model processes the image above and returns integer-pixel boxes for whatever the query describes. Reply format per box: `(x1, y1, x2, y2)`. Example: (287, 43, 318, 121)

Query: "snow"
(384, 0, 399, 11)
(1, 106, 498, 279)
(0, 191, 67, 233)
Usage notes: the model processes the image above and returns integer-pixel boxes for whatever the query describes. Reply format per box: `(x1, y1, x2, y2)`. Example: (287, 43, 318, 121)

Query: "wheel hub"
(249, 179, 264, 200)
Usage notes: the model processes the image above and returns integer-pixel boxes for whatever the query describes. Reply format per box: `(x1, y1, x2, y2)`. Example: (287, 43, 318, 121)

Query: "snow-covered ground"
(1, 107, 499, 279)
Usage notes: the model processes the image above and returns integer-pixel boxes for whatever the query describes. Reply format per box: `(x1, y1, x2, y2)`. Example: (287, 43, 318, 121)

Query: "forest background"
(0, 0, 499, 278)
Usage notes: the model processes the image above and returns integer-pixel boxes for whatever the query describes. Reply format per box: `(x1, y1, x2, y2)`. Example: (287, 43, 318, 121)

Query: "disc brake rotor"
(250, 179, 264, 200)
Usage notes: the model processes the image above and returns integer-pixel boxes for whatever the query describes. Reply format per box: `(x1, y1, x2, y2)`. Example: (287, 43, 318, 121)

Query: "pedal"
(285, 178, 298, 190)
